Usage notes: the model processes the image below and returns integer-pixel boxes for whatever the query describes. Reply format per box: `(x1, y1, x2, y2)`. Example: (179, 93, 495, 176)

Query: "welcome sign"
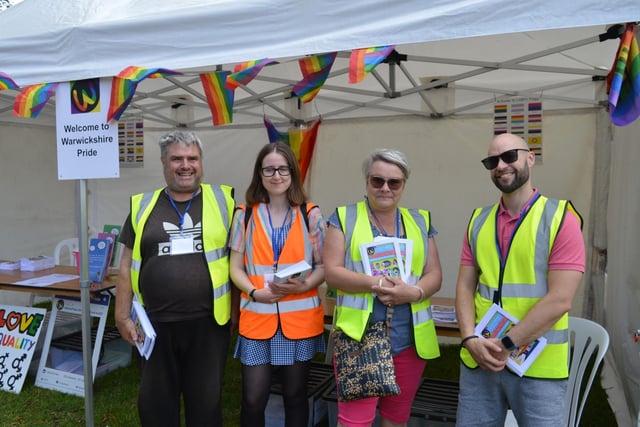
(0, 305, 47, 394)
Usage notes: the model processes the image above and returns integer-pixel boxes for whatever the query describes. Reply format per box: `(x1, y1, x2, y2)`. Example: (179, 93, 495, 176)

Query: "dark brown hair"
(245, 141, 308, 206)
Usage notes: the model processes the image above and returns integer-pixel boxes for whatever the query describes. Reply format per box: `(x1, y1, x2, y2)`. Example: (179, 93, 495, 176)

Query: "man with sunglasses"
(455, 133, 585, 426)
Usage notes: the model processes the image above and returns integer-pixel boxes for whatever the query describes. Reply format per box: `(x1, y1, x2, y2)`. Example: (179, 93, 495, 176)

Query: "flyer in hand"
(359, 237, 407, 281)
(274, 260, 312, 284)
(131, 300, 156, 360)
(474, 303, 547, 377)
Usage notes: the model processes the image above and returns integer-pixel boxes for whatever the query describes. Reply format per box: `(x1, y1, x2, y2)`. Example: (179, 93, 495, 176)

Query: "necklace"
(366, 198, 400, 237)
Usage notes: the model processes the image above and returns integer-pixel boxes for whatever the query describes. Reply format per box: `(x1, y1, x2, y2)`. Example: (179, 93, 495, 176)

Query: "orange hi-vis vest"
(239, 203, 324, 340)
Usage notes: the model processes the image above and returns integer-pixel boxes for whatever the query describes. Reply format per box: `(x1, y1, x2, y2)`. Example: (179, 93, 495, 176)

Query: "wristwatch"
(501, 335, 517, 351)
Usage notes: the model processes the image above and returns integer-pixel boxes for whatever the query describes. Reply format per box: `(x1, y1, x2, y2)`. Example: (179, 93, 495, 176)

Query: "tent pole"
(76, 179, 95, 426)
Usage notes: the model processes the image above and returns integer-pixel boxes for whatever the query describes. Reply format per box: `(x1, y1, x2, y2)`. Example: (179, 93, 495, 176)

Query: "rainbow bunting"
(0, 71, 19, 90)
(13, 82, 58, 118)
(226, 58, 274, 90)
(263, 117, 321, 182)
(607, 24, 640, 126)
(293, 52, 337, 103)
(107, 66, 181, 122)
(349, 46, 395, 84)
(200, 71, 235, 125)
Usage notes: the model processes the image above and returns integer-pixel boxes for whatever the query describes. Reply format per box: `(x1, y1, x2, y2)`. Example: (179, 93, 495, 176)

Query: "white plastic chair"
(505, 316, 610, 427)
(54, 237, 79, 266)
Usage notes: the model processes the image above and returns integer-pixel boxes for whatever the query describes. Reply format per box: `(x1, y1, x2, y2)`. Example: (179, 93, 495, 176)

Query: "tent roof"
(1, 0, 639, 128)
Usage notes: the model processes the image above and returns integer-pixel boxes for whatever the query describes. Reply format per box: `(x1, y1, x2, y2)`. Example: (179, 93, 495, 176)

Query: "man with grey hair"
(116, 130, 236, 426)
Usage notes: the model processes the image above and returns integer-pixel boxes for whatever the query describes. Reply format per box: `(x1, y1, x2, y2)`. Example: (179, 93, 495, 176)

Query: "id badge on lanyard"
(170, 233, 195, 255)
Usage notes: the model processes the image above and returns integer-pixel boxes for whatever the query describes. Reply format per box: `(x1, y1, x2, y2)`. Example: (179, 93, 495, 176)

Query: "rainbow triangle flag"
(107, 66, 181, 122)
(349, 46, 395, 84)
(226, 59, 274, 90)
(0, 71, 19, 90)
(13, 82, 58, 118)
(263, 117, 321, 182)
(200, 71, 235, 125)
(293, 52, 337, 103)
(607, 24, 640, 126)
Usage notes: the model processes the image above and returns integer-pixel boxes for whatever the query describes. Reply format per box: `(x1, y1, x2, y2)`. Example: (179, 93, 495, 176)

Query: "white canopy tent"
(1, 1, 640, 425)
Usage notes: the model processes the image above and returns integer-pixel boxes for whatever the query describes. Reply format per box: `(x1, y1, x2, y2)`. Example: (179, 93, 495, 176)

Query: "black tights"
(240, 361, 310, 427)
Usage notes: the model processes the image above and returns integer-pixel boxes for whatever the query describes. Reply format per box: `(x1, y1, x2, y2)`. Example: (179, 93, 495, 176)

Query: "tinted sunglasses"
(368, 176, 404, 190)
(481, 148, 530, 170)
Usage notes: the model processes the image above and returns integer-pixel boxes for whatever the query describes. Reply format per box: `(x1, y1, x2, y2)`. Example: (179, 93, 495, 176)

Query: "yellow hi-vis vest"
(130, 184, 235, 325)
(460, 195, 582, 378)
(335, 201, 440, 360)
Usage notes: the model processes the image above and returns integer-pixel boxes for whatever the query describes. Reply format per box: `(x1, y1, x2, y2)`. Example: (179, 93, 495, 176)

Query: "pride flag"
(107, 66, 181, 122)
(293, 52, 337, 103)
(607, 24, 640, 126)
(200, 71, 235, 125)
(0, 71, 18, 90)
(263, 117, 321, 182)
(13, 82, 58, 118)
(226, 59, 274, 90)
(349, 46, 395, 84)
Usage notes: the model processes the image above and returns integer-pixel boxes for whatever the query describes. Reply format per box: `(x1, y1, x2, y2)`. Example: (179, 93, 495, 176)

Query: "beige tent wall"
(0, 111, 594, 307)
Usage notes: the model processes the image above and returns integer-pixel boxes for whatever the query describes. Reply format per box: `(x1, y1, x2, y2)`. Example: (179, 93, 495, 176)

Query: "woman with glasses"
(229, 141, 326, 427)
(324, 148, 442, 427)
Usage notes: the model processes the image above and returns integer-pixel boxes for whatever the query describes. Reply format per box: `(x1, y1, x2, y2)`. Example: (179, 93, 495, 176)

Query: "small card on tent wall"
(118, 117, 144, 167)
(493, 96, 543, 164)
(55, 78, 120, 180)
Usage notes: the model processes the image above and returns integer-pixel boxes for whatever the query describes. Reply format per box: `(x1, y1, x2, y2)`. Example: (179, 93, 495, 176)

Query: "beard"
(492, 163, 529, 193)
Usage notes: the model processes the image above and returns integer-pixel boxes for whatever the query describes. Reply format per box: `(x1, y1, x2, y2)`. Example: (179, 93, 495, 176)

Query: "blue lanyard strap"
(166, 188, 199, 235)
(267, 204, 292, 269)
(366, 197, 400, 238)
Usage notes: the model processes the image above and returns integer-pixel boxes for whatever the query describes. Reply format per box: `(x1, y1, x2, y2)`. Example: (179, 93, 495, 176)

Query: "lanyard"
(493, 191, 540, 305)
(267, 204, 291, 270)
(166, 188, 199, 235)
(366, 197, 400, 237)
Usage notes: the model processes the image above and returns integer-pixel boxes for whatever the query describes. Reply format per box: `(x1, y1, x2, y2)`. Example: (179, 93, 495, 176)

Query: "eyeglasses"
(480, 148, 530, 170)
(368, 176, 404, 191)
(261, 166, 291, 177)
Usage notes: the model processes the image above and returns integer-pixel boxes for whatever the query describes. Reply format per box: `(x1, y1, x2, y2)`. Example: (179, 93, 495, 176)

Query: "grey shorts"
(456, 363, 568, 427)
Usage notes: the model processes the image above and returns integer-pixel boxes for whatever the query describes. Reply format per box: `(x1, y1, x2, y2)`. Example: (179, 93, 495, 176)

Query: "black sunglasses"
(368, 176, 404, 191)
(481, 148, 530, 170)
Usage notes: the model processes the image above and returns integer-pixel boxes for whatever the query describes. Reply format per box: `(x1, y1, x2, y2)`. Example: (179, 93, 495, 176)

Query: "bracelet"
(378, 277, 383, 288)
(460, 335, 479, 348)
(248, 288, 257, 302)
(415, 286, 425, 303)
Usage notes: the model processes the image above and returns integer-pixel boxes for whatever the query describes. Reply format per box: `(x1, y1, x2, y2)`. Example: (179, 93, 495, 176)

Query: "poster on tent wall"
(118, 117, 144, 167)
(0, 305, 47, 394)
(493, 96, 543, 164)
(55, 78, 119, 180)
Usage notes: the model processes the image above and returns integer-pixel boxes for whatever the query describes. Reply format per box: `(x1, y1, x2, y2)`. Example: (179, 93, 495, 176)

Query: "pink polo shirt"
(459, 190, 585, 272)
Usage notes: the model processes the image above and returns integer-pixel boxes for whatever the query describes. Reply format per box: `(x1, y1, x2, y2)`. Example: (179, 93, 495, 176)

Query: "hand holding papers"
(474, 304, 547, 376)
(359, 237, 413, 281)
(130, 300, 156, 360)
(274, 260, 312, 284)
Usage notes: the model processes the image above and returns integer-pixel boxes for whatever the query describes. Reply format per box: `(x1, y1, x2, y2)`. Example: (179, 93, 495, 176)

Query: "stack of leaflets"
(131, 300, 156, 360)
(274, 260, 312, 284)
(474, 304, 547, 377)
(432, 304, 457, 323)
(102, 224, 123, 268)
(359, 236, 413, 281)
(88, 237, 112, 283)
(20, 255, 55, 271)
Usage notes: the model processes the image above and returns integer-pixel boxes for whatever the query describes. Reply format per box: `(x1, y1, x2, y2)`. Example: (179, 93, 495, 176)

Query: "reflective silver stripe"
(213, 282, 230, 299)
(336, 293, 368, 310)
(204, 247, 227, 263)
(412, 305, 433, 325)
(246, 264, 273, 276)
(543, 328, 568, 345)
(469, 205, 493, 266)
(343, 204, 364, 273)
(478, 281, 548, 299)
(135, 191, 156, 228)
(211, 185, 230, 229)
(241, 295, 320, 314)
(477, 282, 493, 300)
(131, 258, 141, 273)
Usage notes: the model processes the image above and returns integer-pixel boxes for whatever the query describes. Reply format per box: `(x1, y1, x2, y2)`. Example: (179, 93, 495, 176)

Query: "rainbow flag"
(13, 82, 58, 118)
(263, 117, 321, 182)
(107, 66, 181, 122)
(349, 46, 395, 83)
(0, 71, 18, 90)
(200, 71, 235, 125)
(607, 24, 640, 126)
(293, 52, 337, 103)
(226, 59, 274, 90)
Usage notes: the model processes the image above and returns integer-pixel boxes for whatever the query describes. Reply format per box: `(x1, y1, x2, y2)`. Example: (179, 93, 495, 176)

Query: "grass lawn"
(2, 343, 615, 426)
